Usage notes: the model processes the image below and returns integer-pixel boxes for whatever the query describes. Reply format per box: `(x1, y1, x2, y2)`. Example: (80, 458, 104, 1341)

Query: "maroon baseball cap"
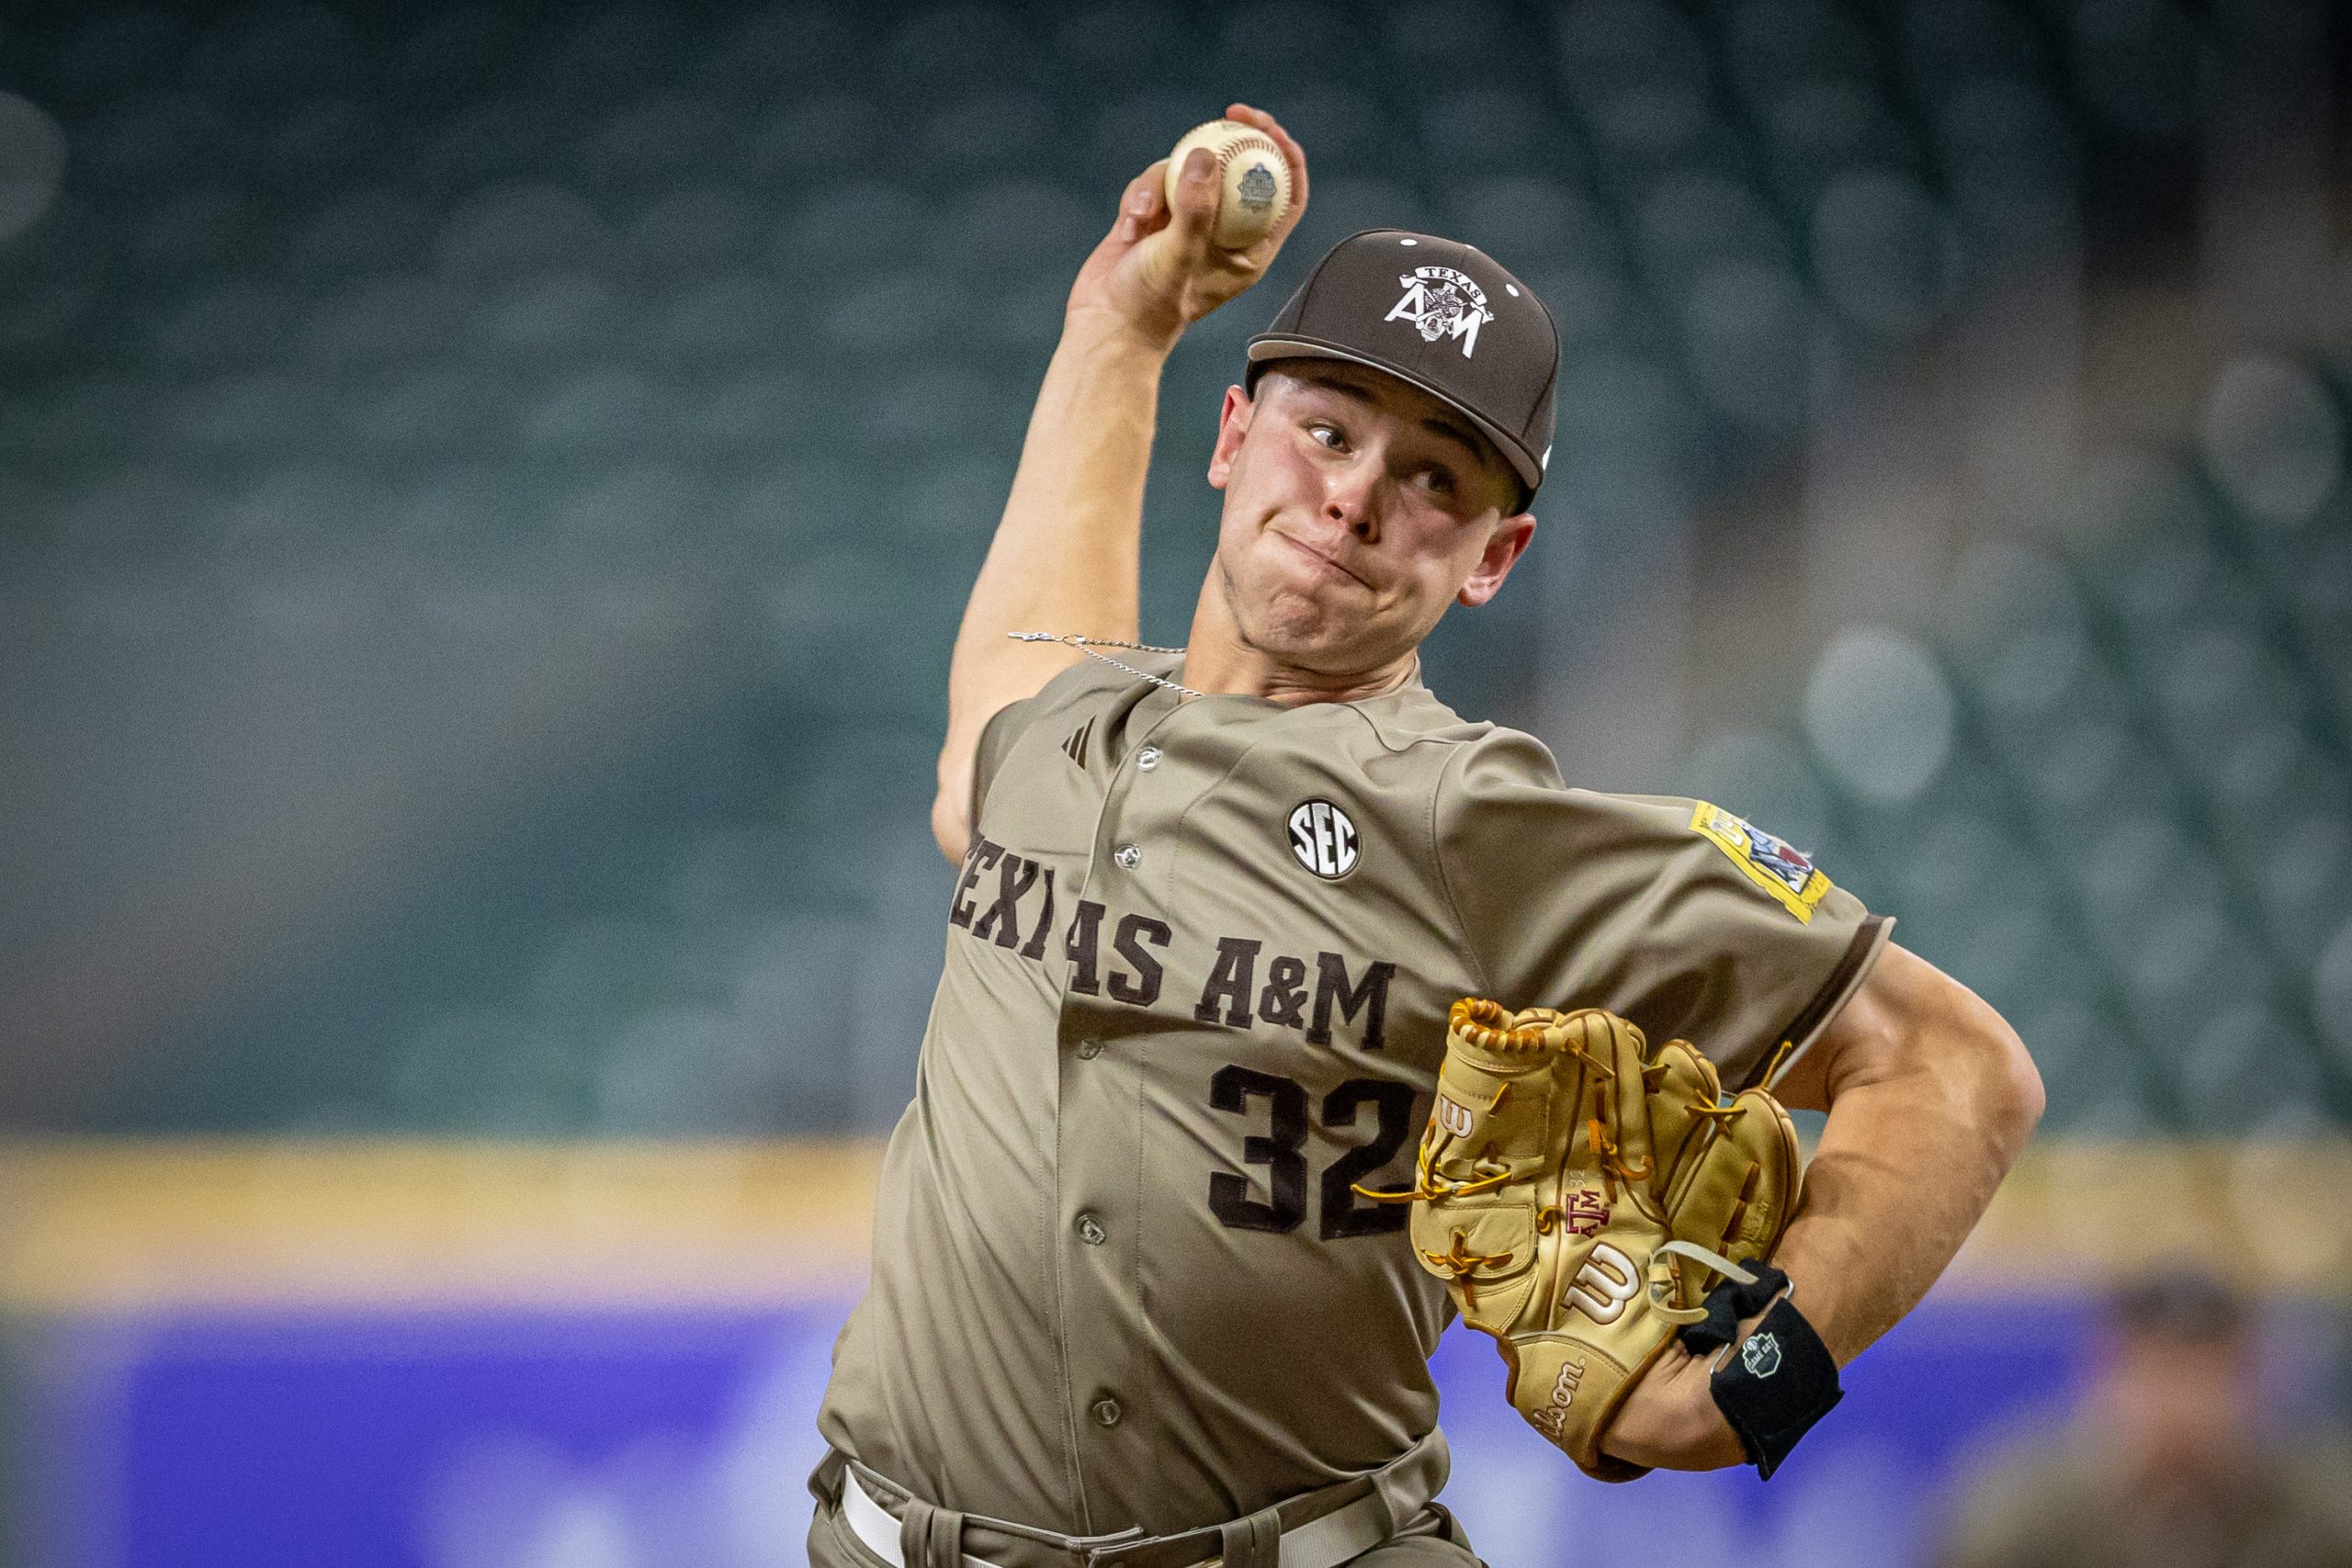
(1246, 230, 1560, 502)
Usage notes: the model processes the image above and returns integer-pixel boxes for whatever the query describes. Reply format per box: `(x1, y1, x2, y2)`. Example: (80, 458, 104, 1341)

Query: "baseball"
(1167, 118, 1293, 250)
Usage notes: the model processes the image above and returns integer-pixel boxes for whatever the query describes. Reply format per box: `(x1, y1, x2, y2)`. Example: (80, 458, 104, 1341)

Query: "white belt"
(842, 1467, 991, 1568)
(839, 1466, 1392, 1568)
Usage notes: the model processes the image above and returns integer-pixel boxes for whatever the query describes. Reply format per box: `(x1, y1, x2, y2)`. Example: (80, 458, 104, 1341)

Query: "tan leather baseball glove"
(1367, 998, 1802, 1481)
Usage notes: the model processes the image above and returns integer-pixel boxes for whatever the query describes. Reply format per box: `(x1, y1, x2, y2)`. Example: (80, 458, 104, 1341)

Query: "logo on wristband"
(1741, 1331, 1783, 1379)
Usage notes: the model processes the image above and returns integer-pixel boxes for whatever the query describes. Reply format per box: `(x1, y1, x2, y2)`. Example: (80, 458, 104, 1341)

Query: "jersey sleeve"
(969, 694, 1038, 822)
(1434, 729, 1891, 1089)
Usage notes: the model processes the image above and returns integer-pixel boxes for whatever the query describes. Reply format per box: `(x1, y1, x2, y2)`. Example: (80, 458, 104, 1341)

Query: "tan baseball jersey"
(817, 649, 1889, 1537)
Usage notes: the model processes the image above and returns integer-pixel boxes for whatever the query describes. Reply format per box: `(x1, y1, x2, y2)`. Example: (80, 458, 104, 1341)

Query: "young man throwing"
(808, 105, 2043, 1568)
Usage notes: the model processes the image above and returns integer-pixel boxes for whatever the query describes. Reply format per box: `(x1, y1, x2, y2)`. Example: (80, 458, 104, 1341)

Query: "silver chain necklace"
(1009, 631, 1203, 699)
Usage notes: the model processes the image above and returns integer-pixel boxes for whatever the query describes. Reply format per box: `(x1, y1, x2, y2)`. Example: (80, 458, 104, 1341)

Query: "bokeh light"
(1803, 626, 1957, 804)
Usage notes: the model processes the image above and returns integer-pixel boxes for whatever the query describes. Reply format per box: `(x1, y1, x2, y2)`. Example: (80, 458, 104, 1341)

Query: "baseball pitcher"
(807, 104, 2044, 1568)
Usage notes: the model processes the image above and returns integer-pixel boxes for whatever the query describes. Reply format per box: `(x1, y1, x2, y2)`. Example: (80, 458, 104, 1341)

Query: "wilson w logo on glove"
(1359, 998, 1803, 1481)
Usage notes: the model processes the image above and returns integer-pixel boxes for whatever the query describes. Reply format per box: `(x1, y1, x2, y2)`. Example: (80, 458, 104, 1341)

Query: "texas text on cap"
(1246, 230, 1561, 502)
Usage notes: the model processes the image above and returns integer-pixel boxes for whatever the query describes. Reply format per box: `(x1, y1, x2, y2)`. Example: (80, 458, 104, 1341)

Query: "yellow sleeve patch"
(1690, 802, 1834, 923)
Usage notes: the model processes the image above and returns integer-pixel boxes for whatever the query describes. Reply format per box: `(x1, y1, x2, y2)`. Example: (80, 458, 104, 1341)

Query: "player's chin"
(1246, 592, 1390, 669)
(1253, 558, 1374, 629)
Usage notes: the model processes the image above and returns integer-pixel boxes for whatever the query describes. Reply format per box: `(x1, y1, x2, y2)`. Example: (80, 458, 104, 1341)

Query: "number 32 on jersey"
(1205, 1065, 1417, 1239)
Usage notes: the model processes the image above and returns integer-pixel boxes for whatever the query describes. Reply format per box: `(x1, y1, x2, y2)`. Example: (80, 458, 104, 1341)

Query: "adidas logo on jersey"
(1062, 717, 1095, 766)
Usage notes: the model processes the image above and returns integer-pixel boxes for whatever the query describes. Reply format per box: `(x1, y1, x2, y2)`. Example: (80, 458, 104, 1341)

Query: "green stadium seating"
(1, 0, 2335, 1135)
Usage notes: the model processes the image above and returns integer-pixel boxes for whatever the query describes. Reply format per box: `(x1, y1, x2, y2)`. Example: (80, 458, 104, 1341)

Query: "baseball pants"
(807, 1495, 1482, 1568)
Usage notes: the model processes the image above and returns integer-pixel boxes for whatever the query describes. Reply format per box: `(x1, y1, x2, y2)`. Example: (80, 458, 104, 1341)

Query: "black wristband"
(1678, 1261, 1789, 1356)
(1702, 1292, 1842, 1480)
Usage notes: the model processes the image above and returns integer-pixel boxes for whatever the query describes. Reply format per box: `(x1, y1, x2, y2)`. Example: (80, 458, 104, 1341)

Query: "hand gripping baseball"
(1365, 999, 1802, 1481)
(1066, 102, 1310, 351)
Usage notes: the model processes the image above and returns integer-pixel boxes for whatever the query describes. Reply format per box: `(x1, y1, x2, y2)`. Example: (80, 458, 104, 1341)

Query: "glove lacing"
(1364, 1000, 1765, 1316)
(1351, 1137, 1515, 1206)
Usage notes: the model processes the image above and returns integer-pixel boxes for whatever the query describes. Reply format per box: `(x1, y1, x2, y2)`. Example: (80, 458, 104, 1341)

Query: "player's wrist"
(1062, 299, 1185, 358)
(1678, 1265, 1846, 1479)
(1600, 1352, 1745, 1471)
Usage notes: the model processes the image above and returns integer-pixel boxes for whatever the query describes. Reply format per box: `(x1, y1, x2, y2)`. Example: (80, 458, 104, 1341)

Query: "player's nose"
(1321, 460, 1382, 541)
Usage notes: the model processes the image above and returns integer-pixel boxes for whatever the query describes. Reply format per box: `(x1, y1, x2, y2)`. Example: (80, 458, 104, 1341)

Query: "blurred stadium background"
(1, 0, 2348, 1563)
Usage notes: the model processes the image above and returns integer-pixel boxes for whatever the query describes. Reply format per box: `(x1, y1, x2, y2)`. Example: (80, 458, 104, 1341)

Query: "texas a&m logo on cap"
(1384, 265, 1495, 358)
(1287, 798, 1359, 879)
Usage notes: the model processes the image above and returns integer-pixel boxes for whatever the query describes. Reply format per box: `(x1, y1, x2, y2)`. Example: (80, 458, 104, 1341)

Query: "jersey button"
(1135, 745, 1161, 772)
(1077, 1213, 1107, 1246)
(1075, 1039, 1102, 1059)
(1112, 841, 1142, 870)
(1091, 1397, 1122, 1428)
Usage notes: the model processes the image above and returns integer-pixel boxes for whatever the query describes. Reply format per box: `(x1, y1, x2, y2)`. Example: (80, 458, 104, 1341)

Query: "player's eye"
(1307, 423, 1347, 451)
(1418, 466, 1456, 497)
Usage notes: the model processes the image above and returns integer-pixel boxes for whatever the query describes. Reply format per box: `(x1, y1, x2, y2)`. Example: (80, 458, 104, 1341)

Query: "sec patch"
(1690, 803, 1832, 922)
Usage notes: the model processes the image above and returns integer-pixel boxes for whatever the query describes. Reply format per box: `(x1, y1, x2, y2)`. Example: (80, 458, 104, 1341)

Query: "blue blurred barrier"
(24, 1292, 2335, 1568)
(6, 1139, 2345, 1567)
(5, 1297, 1974, 1567)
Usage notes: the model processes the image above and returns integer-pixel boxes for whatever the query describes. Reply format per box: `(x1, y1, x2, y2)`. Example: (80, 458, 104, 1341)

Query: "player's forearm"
(1774, 955, 2044, 1363)
(933, 313, 1170, 857)
(945, 309, 1166, 713)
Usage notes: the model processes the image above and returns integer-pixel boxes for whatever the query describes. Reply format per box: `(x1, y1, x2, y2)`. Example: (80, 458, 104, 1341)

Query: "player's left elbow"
(1899, 955, 2045, 1163)
(1962, 999, 2044, 1162)
(1803, 946, 2043, 1156)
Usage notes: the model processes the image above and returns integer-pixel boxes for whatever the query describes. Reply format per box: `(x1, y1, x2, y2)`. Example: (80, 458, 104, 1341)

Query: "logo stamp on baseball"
(1167, 118, 1294, 250)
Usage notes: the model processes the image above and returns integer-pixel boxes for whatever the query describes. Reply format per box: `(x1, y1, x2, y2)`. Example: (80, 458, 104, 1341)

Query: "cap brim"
(1246, 334, 1544, 498)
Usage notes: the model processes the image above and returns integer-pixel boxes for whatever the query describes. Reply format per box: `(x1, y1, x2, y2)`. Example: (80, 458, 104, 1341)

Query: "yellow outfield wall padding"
(1943, 1137, 2352, 1297)
(0, 1139, 885, 1312)
(0, 1137, 2345, 1312)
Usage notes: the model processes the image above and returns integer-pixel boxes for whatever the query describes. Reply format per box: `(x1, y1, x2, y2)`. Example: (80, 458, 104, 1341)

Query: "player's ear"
(1457, 513, 1535, 607)
(1207, 383, 1255, 489)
